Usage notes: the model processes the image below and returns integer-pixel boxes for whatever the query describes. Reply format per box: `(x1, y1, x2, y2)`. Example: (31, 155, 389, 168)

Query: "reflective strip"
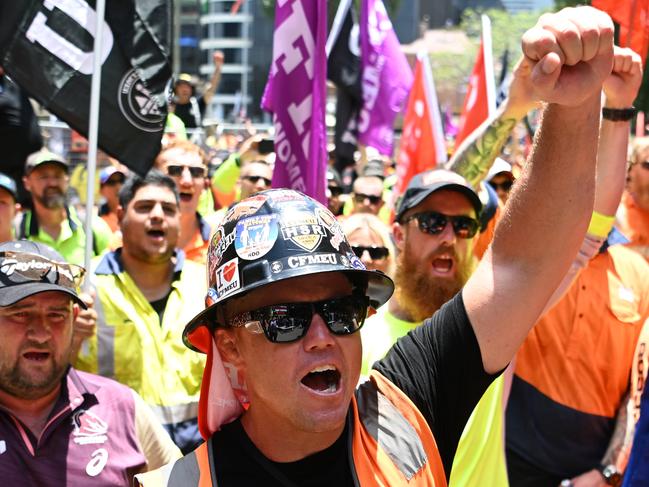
(356, 381, 427, 481)
(150, 402, 199, 425)
(93, 284, 115, 378)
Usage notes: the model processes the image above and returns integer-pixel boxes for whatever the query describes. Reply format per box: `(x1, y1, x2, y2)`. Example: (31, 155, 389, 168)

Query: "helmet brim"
(182, 267, 394, 353)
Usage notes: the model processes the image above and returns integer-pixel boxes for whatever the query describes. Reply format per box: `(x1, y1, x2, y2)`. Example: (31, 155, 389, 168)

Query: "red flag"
(454, 15, 496, 148)
(395, 53, 447, 197)
(592, 0, 649, 60)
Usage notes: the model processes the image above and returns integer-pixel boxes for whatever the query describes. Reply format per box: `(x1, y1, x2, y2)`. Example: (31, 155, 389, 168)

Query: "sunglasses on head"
(328, 186, 343, 197)
(243, 175, 272, 186)
(0, 251, 85, 290)
(404, 211, 480, 239)
(166, 165, 206, 178)
(352, 245, 389, 260)
(228, 294, 370, 343)
(354, 193, 382, 205)
(488, 180, 514, 191)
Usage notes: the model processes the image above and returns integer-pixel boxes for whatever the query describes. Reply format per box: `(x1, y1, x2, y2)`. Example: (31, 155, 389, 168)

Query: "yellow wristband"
(587, 211, 615, 238)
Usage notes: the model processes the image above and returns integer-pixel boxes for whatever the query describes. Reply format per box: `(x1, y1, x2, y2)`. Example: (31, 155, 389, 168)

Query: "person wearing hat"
(326, 167, 345, 216)
(135, 8, 615, 485)
(19, 148, 112, 266)
(98, 166, 127, 234)
(173, 51, 224, 129)
(486, 158, 516, 205)
(0, 240, 181, 485)
(0, 172, 20, 243)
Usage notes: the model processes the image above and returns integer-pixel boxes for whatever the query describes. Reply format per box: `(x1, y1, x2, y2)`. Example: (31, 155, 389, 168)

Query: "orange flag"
(395, 52, 447, 198)
(454, 15, 496, 148)
(593, 0, 649, 60)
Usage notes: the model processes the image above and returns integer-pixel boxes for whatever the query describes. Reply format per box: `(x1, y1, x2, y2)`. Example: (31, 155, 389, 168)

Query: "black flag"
(0, 0, 172, 176)
(327, 0, 361, 173)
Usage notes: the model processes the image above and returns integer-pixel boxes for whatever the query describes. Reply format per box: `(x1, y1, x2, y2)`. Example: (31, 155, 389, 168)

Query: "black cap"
(25, 149, 69, 175)
(395, 169, 482, 222)
(0, 241, 86, 308)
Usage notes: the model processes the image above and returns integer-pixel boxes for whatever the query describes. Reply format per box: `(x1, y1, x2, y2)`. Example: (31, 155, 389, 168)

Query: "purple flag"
(261, 0, 327, 204)
(358, 0, 413, 156)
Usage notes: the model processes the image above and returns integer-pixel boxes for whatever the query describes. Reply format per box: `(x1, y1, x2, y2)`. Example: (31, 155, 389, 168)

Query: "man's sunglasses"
(166, 165, 206, 178)
(103, 176, 125, 187)
(328, 186, 343, 197)
(228, 294, 370, 343)
(404, 211, 480, 239)
(354, 193, 382, 205)
(0, 251, 85, 290)
(352, 245, 389, 260)
(488, 180, 514, 191)
(242, 175, 272, 186)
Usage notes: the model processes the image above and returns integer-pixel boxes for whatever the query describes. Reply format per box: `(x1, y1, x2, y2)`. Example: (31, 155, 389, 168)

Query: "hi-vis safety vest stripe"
(134, 371, 448, 486)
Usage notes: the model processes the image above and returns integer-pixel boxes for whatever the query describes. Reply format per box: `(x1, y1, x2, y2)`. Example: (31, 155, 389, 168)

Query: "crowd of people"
(1, 6, 649, 487)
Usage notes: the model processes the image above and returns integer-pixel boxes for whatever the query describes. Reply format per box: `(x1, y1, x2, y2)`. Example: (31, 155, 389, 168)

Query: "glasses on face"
(404, 211, 480, 239)
(242, 175, 272, 186)
(488, 180, 514, 191)
(328, 186, 343, 197)
(166, 165, 206, 179)
(103, 177, 125, 187)
(354, 193, 382, 205)
(228, 294, 370, 344)
(351, 245, 389, 260)
(0, 251, 85, 290)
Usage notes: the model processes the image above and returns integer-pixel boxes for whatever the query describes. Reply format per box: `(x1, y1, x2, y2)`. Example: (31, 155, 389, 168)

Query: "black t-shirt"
(174, 96, 206, 129)
(210, 292, 498, 485)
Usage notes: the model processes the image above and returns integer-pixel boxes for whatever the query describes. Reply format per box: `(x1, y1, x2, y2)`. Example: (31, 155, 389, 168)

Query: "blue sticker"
(234, 214, 279, 260)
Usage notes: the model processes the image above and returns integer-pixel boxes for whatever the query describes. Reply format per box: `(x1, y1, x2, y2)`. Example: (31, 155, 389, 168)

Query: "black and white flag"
(0, 0, 172, 175)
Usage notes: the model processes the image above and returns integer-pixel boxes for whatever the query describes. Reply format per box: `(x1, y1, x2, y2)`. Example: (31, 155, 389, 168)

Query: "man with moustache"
(0, 240, 180, 485)
(19, 148, 112, 265)
(74, 171, 207, 454)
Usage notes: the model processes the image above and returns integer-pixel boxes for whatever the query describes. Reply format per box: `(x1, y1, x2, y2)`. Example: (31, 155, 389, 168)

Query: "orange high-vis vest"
(135, 371, 447, 486)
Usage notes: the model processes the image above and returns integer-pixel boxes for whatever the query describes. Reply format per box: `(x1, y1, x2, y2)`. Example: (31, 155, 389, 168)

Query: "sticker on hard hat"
(287, 253, 338, 268)
(215, 257, 241, 299)
(280, 213, 326, 252)
(222, 195, 267, 225)
(235, 214, 279, 260)
(210, 228, 236, 270)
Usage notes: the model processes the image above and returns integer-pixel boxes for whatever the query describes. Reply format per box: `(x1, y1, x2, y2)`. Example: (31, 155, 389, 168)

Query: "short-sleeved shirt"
(206, 293, 499, 485)
(0, 368, 180, 486)
(362, 305, 509, 487)
(508, 245, 649, 477)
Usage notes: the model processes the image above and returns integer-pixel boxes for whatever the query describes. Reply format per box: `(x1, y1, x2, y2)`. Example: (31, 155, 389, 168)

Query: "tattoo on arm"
(449, 117, 517, 187)
(602, 391, 633, 470)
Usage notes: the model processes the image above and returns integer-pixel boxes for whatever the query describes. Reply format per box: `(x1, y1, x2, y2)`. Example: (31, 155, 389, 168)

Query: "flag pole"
(481, 14, 496, 116)
(83, 0, 107, 290)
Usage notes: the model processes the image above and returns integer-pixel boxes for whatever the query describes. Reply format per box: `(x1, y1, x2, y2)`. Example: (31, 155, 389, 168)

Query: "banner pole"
(83, 0, 107, 290)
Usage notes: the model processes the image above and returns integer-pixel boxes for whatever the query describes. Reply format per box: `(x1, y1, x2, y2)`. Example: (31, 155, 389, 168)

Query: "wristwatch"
(598, 464, 622, 487)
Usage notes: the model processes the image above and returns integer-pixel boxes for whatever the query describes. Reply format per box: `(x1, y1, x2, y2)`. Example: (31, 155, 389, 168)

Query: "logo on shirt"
(86, 448, 109, 477)
(72, 409, 108, 445)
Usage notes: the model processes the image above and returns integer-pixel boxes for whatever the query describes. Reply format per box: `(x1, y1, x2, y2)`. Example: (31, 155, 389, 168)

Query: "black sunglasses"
(354, 193, 382, 205)
(352, 245, 389, 260)
(243, 175, 272, 186)
(488, 180, 514, 191)
(328, 186, 343, 197)
(228, 294, 370, 343)
(166, 165, 206, 178)
(404, 211, 480, 239)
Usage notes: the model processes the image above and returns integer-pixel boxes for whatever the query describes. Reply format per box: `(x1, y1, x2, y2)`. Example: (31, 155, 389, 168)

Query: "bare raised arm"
(462, 7, 615, 374)
(446, 59, 539, 186)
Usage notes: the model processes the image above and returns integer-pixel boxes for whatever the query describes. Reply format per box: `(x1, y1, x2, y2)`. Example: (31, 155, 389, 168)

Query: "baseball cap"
(362, 159, 385, 179)
(0, 241, 86, 308)
(99, 166, 126, 185)
(0, 173, 17, 200)
(25, 148, 69, 174)
(486, 157, 514, 181)
(175, 73, 195, 87)
(395, 169, 482, 222)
